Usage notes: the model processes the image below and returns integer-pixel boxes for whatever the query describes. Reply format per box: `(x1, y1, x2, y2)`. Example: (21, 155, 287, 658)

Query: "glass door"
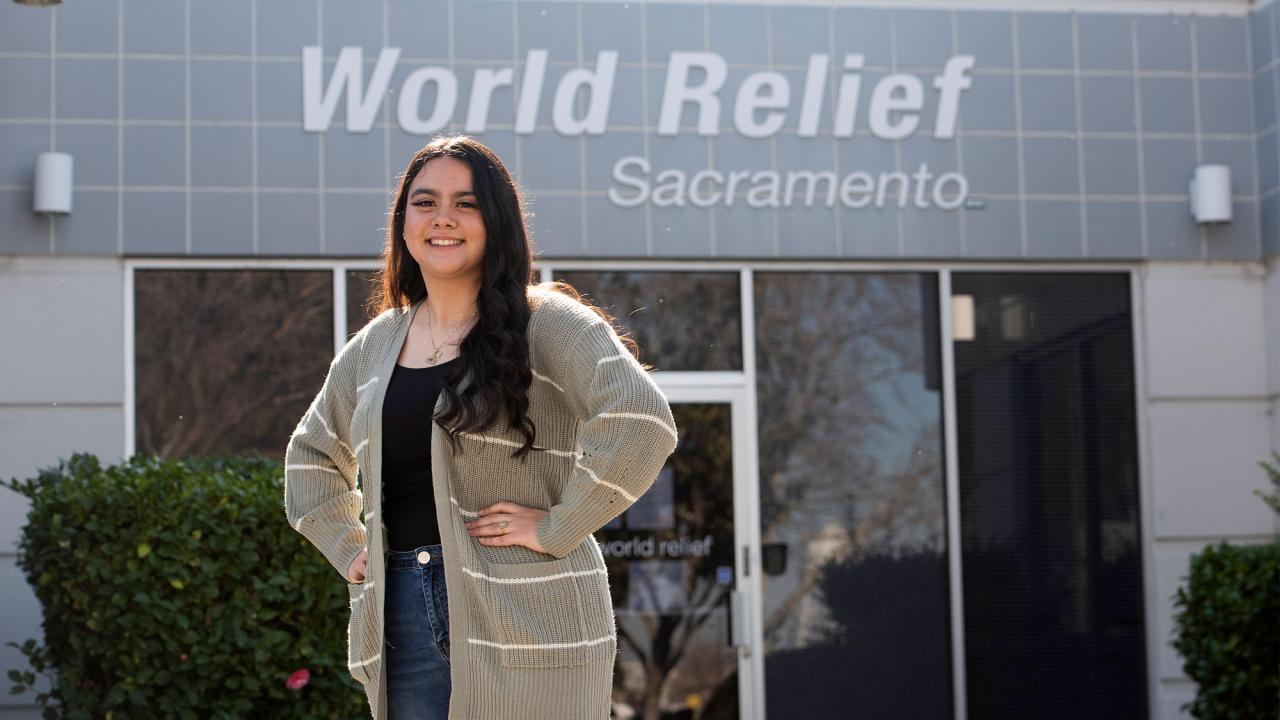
(603, 386, 760, 720)
(544, 268, 761, 718)
(751, 271, 953, 719)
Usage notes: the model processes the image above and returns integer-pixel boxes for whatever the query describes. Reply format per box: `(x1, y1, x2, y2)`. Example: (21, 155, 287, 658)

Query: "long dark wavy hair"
(366, 135, 640, 458)
(368, 135, 638, 461)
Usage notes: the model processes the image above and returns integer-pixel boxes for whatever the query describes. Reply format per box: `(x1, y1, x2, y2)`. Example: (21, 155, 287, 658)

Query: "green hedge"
(1172, 541, 1279, 719)
(5, 453, 367, 720)
(1171, 453, 1280, 720)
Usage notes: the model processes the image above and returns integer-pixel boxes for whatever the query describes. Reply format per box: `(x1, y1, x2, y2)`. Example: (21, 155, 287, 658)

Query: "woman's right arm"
(283, 340, 366, 581)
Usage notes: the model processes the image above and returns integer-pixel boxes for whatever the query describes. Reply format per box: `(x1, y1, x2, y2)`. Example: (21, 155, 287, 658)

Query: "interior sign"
(303, 47, 975, 210)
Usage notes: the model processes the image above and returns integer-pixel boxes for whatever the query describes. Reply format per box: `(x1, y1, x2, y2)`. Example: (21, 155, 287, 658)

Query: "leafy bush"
(1171, 453, 1280, 719)
(1254, 451, 1280, 515)
(5, 453, 366, 720)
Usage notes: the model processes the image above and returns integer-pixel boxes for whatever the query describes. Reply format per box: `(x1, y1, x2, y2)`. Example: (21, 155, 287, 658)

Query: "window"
(551, 271, 743, 371)
(134, 269, 333, 459)
(347, 269, 378, 337)
(753, 271, 952, 719)
(952, 272, 1146, 718)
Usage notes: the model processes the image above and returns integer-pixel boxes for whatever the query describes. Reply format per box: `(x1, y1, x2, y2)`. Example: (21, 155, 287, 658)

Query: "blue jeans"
(384, 544, 451, 720)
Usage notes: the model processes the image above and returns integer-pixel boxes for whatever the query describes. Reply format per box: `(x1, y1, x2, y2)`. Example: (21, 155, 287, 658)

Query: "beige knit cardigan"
(283, 285, 679, 719)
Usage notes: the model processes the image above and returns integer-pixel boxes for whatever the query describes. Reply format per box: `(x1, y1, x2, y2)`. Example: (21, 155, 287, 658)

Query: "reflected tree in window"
(602, 403, 738, 720)
(346, 266, 550, 339)
(754, 272, 951, 718)
(553, 271, 742, 371)
(135, 270, 333, 459)
(346, 269, 378, 338)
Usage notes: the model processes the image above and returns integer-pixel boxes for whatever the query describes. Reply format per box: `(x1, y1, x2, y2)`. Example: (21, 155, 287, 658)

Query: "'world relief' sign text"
(303, 48, 976, 211)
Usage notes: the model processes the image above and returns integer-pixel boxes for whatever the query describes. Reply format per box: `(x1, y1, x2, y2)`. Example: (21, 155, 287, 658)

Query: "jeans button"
(417, 550, 431, 564)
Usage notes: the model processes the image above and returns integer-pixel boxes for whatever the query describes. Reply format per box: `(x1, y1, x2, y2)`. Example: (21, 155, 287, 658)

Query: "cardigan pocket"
(346, 581, 380, 685)
(471, 555, 597, 668)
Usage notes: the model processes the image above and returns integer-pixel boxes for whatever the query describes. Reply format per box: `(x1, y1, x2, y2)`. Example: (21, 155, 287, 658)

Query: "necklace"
(424, 301, 476, 365)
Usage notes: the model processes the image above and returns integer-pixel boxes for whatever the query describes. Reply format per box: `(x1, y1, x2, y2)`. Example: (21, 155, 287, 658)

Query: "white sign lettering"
(300, 46, 975, 211)
(302, 46, 974, 142)
(610, 156, 968, 211)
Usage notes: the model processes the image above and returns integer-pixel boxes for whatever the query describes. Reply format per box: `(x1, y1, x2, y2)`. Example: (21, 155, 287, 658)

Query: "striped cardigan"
(283, 284, 679, 719)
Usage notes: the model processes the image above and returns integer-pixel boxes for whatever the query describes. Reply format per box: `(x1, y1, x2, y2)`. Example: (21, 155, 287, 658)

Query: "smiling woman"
(284, 135, 679, 720)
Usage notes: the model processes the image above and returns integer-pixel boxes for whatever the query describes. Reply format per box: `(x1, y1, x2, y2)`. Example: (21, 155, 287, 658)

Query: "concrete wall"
(1253, 1, 1280, 256)
(1268, 255, 1280, 454)
(1137, 260, 1279, 719)
(0, 257, 125, 718)
(1260, 0, 1280, 467)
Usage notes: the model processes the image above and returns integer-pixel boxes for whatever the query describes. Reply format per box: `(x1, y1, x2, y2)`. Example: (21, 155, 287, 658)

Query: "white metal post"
(940, 269, 968, 720)
(333, 266, 347, 356)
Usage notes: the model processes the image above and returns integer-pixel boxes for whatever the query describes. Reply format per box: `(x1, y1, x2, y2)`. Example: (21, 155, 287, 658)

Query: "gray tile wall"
(0, 0, 1270, 261)
(1252, 3, 1280, 258)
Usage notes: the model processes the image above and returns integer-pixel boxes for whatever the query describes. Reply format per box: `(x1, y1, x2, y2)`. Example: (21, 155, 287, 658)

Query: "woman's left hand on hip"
(465, 501, 549, 554)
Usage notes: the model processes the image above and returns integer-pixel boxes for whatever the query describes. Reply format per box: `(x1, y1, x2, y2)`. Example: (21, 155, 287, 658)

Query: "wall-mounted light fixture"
(1189, 164, 1232, 224)
(34, 152, 73, 214)
(12, 0, 62, 6)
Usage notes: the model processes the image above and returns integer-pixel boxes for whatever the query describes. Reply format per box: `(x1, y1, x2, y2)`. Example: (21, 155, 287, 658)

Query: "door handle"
(729, 590, 750, 657)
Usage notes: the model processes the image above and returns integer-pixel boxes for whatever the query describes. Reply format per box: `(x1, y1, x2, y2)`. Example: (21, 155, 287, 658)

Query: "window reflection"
(346, 269, 378, 338)
(134, 269, 333, 459)
(626, 561, 689, 614)
(346, 266, 550, 339)
(552, 271, 742, 371)
(953, 272, 1145, 718)
(754, 272, 952, 719)
(607, 465, 676, 531)
(601, 403, 738, 720)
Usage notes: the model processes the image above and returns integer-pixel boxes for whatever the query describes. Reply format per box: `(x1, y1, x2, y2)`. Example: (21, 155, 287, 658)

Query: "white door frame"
(652, 371, 765, 720)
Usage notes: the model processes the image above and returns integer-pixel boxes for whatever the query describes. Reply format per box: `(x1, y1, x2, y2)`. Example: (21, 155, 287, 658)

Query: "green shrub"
(1172, 539, 1279, 719)
(1255, 451, 1280, 515)
(5, 452, 366, 720)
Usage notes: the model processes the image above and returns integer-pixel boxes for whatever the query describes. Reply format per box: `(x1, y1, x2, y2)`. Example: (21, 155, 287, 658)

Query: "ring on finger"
(497, 520, 509, 531)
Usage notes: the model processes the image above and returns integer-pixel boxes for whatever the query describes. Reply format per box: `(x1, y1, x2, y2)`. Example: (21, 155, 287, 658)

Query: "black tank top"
(381, 357, 457, 551)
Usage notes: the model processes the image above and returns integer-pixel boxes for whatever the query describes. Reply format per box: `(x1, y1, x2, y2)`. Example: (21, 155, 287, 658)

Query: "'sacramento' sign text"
(302, 47, 976, 210)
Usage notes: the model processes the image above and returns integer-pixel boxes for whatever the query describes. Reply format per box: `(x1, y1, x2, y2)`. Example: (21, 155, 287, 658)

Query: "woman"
(283, 135, 678, 720)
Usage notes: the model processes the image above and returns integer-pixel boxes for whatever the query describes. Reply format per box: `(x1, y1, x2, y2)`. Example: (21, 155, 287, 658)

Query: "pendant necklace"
(424, 301, 476, 365)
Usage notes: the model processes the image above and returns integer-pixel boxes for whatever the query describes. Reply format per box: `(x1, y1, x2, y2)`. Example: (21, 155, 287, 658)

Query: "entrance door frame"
(654, 374, 765, 720)
(538, 265, 768, 717)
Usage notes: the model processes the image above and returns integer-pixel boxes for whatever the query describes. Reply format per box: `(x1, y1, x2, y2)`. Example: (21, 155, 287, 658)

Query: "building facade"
(2, 0, 1278, 718)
